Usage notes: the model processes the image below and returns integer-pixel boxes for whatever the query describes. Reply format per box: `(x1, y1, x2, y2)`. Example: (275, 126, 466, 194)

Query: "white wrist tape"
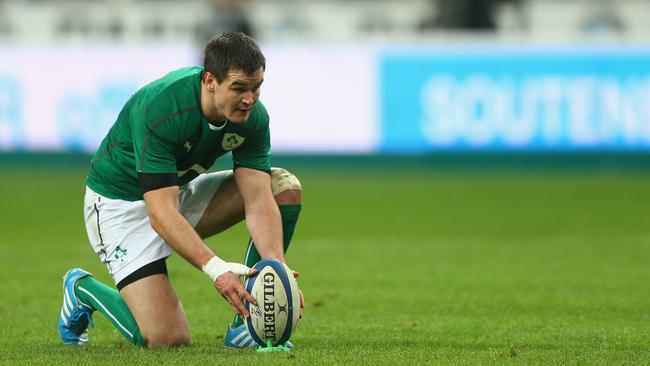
(202, 256, 227, 282)
(202, 256, 252, 282)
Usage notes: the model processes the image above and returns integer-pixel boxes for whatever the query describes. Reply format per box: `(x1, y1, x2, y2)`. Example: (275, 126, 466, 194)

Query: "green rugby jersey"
(87, 66, 271, 201)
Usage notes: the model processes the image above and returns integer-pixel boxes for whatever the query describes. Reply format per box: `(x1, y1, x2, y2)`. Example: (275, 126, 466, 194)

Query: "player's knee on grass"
(271, 167, 302, 205)
(143, 329, 190, 348)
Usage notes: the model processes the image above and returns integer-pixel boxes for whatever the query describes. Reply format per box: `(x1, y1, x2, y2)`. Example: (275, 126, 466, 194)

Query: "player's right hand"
(214, 269, 257, 318)
(290, 270, 304, 319)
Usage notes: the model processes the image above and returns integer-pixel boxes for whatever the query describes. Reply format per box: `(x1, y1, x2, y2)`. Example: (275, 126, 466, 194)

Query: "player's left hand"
(298, 289, 304, 319)
(291, 270, 304, 319)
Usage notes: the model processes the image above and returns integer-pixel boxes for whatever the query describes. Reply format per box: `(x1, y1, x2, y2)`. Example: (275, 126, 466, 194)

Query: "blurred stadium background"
(1, 0, 650, 363)
(1, 0, 649, 156)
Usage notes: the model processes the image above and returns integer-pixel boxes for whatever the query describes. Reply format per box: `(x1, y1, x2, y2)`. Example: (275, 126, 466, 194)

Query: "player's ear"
(203, 71, 216, 91)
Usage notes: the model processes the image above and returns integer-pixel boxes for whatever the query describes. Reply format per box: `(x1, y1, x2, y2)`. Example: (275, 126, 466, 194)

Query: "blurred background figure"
(195, 0, 254, 46)
(0, 0, 13, 38)
(435, 0, 500, 30)
(419, 0, 527, 32)
(580, 0, 625, 38)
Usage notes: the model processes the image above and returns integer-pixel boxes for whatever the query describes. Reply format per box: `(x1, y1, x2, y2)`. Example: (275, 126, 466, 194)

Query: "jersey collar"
(208, 120, 228, 131)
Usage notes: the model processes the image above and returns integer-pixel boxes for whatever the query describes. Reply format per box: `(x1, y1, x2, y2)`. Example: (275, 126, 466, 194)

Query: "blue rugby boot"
(224, 323, 294, 349)
(58, 268, 95, 345)
(224, 323, 257, 348)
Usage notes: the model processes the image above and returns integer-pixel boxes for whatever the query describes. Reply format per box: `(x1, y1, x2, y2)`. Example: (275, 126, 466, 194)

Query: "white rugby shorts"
(83, 171, 232, 285)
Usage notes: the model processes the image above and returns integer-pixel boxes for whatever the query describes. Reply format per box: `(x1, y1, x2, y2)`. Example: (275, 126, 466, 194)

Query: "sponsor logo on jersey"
(222, 133, 245, 151)
(184, 141, 192, 152)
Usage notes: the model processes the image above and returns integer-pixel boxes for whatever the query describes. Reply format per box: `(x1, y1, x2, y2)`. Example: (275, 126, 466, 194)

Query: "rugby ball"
(244, 258, 300, 347)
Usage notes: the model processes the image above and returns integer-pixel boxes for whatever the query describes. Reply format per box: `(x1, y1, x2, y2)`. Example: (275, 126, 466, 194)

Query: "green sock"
(231, 204, 302, 328)
(75, 276, 146, 347)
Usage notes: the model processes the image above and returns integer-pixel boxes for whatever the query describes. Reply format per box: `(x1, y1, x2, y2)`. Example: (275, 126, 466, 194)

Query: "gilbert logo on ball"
(244, 258, 300, 346)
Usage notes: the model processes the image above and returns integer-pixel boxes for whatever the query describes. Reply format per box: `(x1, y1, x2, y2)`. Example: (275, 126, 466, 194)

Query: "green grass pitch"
(1, 159, 649, 364)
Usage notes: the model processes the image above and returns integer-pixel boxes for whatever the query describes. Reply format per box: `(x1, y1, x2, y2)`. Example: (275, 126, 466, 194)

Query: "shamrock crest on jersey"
(222, 133, 245, 151)
(114, 245, 128, 262)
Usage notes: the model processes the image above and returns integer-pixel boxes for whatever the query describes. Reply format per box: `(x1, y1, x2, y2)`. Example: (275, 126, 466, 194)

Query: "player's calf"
(119, 273, 191, 348)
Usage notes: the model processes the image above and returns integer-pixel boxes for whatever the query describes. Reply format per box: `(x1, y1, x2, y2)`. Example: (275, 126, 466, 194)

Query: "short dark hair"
(203, 32, 266, 83)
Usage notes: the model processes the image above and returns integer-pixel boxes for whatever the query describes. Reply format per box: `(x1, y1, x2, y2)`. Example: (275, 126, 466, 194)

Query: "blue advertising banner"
(380, 47, 650, 152)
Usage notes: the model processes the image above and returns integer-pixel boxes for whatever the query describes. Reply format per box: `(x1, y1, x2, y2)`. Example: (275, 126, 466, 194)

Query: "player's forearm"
(245, 199, 285, 262)
(149, 208, 215, 268)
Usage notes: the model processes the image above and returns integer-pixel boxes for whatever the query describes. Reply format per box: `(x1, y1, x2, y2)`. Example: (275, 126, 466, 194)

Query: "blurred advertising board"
(1, 44, 649, 153)
(0, 45, 197, 151)
(0, 45, 377, 153)
(381, 46, 650, 152)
